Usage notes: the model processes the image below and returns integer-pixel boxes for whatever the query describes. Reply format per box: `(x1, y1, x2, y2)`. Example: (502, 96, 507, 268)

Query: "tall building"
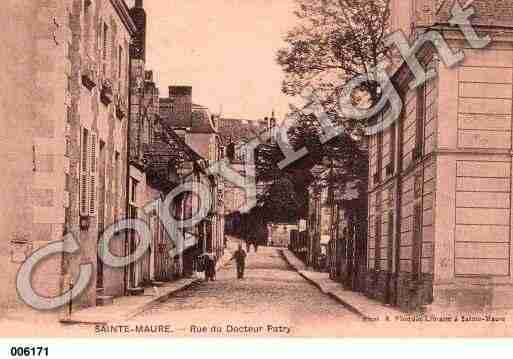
(75, 0, 136, 306)
(126, 0, 186, 291)
(0, 0, 136, 314)
(366, 0, 513, 310)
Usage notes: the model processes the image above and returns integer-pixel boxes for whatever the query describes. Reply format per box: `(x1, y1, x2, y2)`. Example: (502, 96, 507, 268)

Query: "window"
(81, 128, 88, 173)
(97, 19, 102, 51)
(102, 23, 108, 76)
(374, 191, 382, 271)
(414, 83, 425, 161)
(80, 128, 89, 215)
(66, 106, 72, 123)
(65, 137, 71, 157)
(65, 173, 71, 192)
(374, 215, 382, 271)
(83, 1, 91, 49)
(387, 123, 396, 176)
(118, 45, 123, 80)
(148, 118, 153, 144)
(131, 178, 138, 204)
(414, 174, 423, 199)
(89, 132, 97, 215)
(387, 211, 394, 272)
(412, 204, 423, 279)
(114, 151, 120, 216)
(375, 130, 383, 184)
(67, 75, 72, 93)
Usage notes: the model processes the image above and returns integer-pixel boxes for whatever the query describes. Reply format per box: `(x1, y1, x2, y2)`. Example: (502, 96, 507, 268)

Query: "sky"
(127, 0, 297, 121)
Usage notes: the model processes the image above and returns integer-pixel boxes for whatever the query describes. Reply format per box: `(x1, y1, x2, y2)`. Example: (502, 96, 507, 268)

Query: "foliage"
(252, 0, 389, 222)
(277, 0, 391, 121)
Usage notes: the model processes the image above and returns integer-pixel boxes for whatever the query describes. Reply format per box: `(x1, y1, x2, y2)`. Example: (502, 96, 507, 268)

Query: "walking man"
(230, 244, 247, 279)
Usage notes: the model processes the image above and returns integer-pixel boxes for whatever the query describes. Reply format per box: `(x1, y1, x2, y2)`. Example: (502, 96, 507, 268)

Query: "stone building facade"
(73, 0, 135, 306)
(217, 116, 273, 234)
(160, 86, 226, 271)
(366, 0, 513, 310)
(2, 0, 75, 315)
(0, 0, 136, 314)
(124, 0, 185, 292)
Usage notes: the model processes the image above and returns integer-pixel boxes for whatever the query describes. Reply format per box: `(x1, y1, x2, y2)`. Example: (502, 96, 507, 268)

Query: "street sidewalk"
(60, 240, 237, 325)
(280, 248, 403, 320)
(60, 278, 201, 325)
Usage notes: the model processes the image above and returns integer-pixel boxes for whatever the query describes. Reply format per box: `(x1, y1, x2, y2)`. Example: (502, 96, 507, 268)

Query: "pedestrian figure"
(204, 253, 216, 281)
(246, 240, 251, 253)
(230, 244, 247, 279)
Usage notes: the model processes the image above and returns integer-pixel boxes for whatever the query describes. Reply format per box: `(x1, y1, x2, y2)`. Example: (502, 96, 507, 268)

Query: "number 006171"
(10, 347, 48, 357)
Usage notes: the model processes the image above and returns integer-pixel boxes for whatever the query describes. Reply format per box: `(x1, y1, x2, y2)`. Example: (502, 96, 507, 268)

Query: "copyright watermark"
(17, 0, 491, 310)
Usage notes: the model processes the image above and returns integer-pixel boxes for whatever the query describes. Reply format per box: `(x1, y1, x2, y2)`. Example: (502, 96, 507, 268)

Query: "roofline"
(432, 0, 513, 30)
(432, 22, 513, 30)
(110, 0, 137, 36)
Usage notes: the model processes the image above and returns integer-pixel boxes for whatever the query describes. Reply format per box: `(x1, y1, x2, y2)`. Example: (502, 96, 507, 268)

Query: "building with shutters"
(366, 0, 513, 311)
(75, 0, 136, 307)
(159, 86, 227, 277)
(124, 0, 185, 295)
(0, 0, 136, 315)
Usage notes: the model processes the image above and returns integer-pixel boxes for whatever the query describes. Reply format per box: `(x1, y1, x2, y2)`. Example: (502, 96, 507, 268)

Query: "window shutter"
(374, 215, 381, 270)
(80, 128, 90, 216)
(98, 18, 102, 51)
(415, 83, 426, 155)
(412, 204, 423, 278)
(387, 211, 394, 271)
(111, 26, 116, 80)
(89, 132, 97, 216)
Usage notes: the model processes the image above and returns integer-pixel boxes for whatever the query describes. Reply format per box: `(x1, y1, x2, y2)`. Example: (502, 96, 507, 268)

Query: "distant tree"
(260, 174, 302, 223)
(254, 109, 367, 221)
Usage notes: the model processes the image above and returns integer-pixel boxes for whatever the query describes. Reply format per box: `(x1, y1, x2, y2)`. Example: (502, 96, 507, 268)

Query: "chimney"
(129, 0, 147, 61)
(270, 111, 277, 129)
(168, 86, 193, 128)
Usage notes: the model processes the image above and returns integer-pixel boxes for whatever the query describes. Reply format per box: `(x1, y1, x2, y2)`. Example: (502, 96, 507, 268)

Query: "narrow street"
(127, 246, 361, 337)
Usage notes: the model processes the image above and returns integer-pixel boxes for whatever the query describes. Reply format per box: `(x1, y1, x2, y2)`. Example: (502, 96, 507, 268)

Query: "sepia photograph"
(2, 0, 513, 345)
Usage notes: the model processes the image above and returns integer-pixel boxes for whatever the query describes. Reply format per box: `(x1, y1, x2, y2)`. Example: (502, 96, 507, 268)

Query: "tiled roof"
(436, 0, 513, 27)
(217, 118, 268, 146)
(159, 99, 217, 134)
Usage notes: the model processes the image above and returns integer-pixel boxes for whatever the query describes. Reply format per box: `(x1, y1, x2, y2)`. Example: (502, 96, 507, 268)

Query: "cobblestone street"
(126, 246, 360, 337)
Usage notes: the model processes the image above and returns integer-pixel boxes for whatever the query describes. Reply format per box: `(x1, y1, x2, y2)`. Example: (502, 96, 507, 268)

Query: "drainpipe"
(394, 112, 404, 306)
(124, 45, 133, 295)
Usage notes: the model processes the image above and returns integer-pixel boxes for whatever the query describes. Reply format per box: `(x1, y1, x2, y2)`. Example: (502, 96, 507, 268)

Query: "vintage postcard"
(2, 0, 513, 341)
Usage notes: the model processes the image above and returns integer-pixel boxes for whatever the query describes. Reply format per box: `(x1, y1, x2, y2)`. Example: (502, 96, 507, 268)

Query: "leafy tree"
(250, 0, 389, 227)
(277, 0, 391, 120)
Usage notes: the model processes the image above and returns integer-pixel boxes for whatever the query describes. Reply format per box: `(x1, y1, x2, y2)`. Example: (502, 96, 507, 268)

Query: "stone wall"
(0, 0, 73, 315)
(364, 270, 433, 311)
